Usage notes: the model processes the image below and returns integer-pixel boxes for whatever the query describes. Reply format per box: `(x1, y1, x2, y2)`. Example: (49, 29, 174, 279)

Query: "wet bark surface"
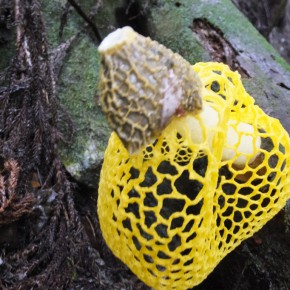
(232, 0, 290, 64)
(0, 0, 289, 289)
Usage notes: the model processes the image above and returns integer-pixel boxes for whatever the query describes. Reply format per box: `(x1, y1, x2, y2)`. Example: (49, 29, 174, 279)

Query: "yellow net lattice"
(98, 62, 290, 290)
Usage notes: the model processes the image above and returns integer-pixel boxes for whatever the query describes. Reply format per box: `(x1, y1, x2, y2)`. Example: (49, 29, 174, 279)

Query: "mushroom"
(98, 26, 202, 154)
(97, 27, 290, 290)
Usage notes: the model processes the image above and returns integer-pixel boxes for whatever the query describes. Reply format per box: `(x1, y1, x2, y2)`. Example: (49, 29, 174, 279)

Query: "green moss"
(94, 0, 121, 37)
(57, 36, 110, 185)
(42, 0, 75, 44)
(191, 0, 290, 71)
(144, 0, 290, 72)
(147, 0, 209, 64)
(42, 0, 111, 186)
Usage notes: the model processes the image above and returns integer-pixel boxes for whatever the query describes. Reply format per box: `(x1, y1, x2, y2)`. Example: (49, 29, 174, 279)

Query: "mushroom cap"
(98, 26, 202, 153)
(98, 62, 290, 289)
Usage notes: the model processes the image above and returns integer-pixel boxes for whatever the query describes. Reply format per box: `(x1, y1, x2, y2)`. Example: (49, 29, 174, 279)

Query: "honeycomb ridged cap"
(98, 26, 202, 153)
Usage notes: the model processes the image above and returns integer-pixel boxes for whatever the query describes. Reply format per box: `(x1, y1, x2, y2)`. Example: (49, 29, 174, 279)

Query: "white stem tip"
(98, 26, 137, 53)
